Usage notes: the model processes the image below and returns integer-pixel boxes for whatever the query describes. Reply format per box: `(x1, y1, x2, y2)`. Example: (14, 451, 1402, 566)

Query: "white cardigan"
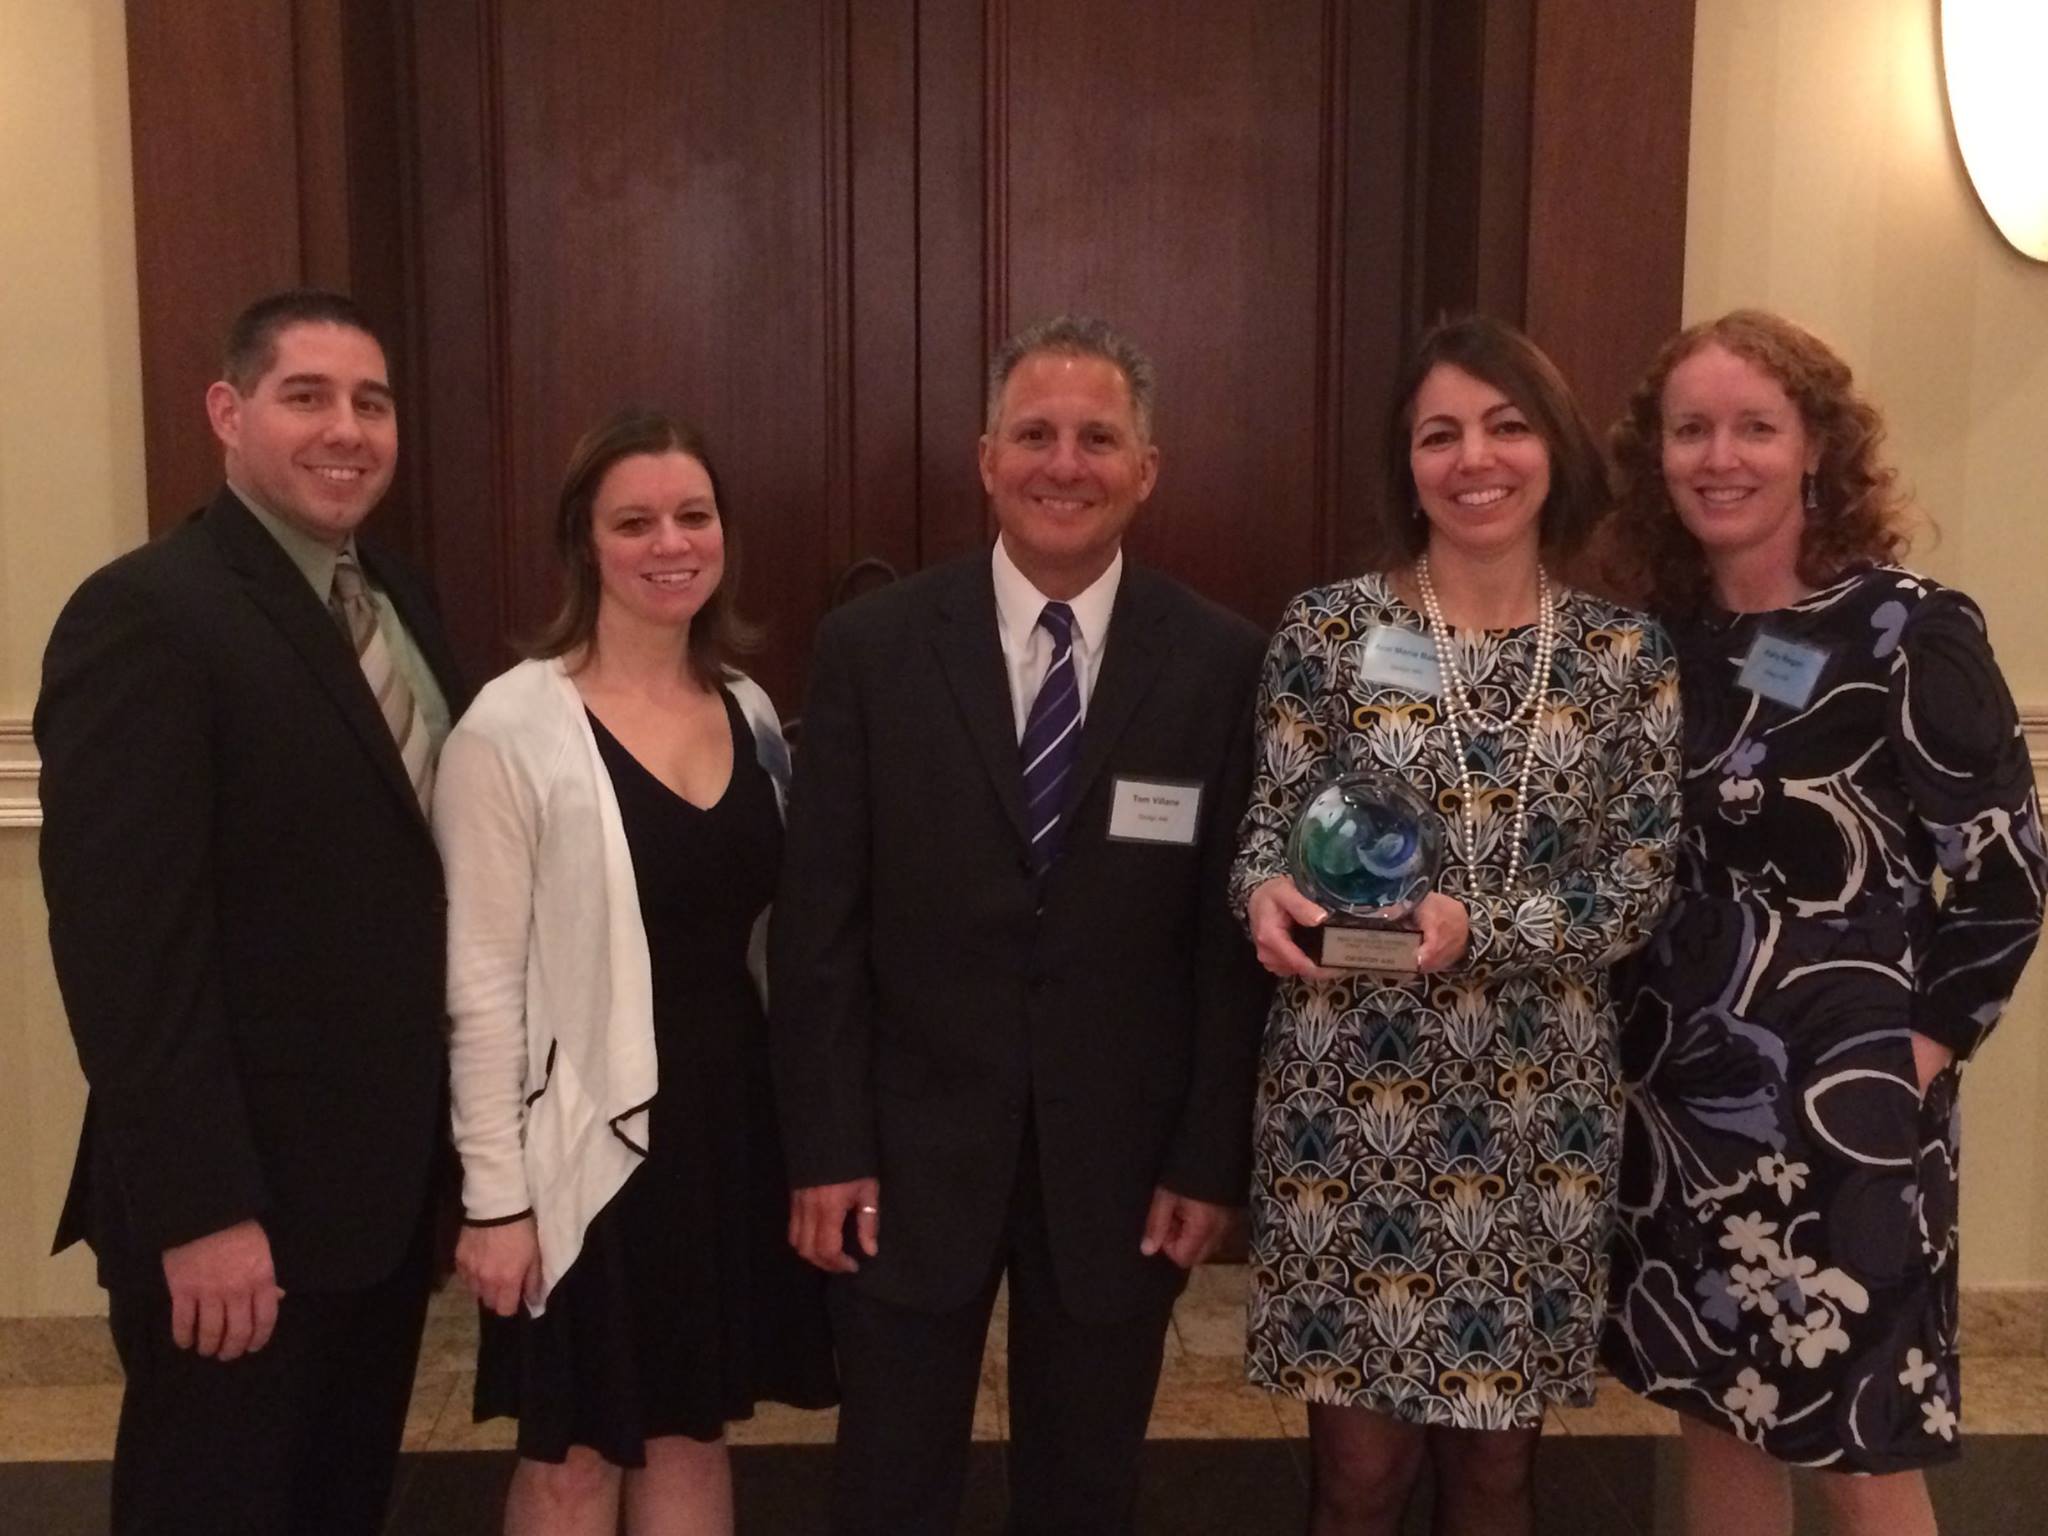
(431, 657, 788, 1310)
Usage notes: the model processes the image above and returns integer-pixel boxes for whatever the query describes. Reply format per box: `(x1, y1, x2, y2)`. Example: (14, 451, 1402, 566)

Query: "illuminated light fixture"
(1941, 0, 2048, 261)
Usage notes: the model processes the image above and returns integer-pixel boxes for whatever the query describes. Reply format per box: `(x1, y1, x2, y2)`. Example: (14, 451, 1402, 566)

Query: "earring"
(1802, 473, 1818, 511)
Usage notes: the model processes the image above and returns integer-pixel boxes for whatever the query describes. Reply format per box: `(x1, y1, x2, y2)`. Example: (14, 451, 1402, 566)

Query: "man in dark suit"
(771, 315, 1271, 1534)
(36, 289, 467, 1536)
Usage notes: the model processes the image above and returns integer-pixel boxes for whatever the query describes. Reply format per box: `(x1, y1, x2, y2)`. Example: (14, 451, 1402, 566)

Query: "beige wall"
(1687, 0, 2048, 1288)
(1, 0, 145, 1314)
(4, 0, 2047, 1315)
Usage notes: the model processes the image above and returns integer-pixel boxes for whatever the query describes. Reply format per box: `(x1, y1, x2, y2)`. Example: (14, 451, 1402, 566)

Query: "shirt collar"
(228, 480, 351, 599)
(991, 537, 1122, 655)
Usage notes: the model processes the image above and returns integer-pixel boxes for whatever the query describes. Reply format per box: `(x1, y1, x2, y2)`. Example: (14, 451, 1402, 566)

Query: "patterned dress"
(1230, 573, 1681, 1428)
(1603, 566, 2047, 1471)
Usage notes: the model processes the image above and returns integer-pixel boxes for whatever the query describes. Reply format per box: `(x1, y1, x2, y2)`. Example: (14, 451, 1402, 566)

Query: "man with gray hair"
(772, 315, 1270, 1532)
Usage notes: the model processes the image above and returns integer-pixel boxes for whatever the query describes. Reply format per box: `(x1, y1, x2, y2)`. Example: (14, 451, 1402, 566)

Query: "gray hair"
(984, 315, 1157, 442)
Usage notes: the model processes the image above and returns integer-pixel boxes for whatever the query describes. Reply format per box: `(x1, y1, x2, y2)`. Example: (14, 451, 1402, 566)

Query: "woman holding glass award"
(1231, 315, 1682, 1535)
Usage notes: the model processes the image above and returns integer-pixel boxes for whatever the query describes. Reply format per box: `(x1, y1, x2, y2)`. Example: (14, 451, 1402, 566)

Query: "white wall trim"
(0, 718, 38, 830)
(2027, 709, 2048, 772)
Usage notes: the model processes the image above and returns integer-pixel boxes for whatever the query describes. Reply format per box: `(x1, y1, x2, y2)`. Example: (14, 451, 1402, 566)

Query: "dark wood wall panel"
(1524, 0, 1696, 442)
(988, 0, 1341, 631)
(912, 0, 995, 566)
(127, 0, 303, 532)
(409, 0, 510, 675)
(125, 0, 1695, 699)
(1415, 0, 1535, 327)
(426, 0, 852, 707)
(1335, 0, 1424, 578)
(844, 0, 921, 587)
(127, 1, 422, 547)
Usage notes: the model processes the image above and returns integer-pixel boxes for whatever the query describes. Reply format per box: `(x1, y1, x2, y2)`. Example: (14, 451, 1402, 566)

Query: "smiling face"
(1658, 342, 1818, 570)
(1407, 363, 1551, 565)
(205, 321, 396, 546)
(978, 350, 1159, 599)
(589, 450, 725, 635)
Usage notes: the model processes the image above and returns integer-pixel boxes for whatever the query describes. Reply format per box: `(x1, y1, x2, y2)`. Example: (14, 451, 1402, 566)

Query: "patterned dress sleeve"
(1886, 587, 2047, 1058)
(1460, 615, 1683, 976)
(1229, 587, 1340, 925)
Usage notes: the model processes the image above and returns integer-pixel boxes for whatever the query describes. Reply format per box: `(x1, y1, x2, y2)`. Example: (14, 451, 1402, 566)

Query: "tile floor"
(2, 1264, 2042, 1533)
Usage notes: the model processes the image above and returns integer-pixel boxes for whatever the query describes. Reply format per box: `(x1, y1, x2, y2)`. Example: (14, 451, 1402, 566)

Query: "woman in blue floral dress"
(1602, 310, 2047, 1536)
(1232, 317, 1681, 1535)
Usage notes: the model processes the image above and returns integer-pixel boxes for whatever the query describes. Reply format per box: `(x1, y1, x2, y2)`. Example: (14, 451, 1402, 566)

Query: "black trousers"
(103, 1222, 432, 1536)
(827, 1128, 1183, 1536)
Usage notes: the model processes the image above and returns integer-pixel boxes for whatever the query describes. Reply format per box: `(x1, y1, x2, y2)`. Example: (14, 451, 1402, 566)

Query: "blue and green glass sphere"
(1286, 771, 1442, 918)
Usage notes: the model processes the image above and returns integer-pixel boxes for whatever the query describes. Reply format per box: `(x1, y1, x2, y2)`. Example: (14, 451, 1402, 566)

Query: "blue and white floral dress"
(1231, 574, 1681, 1428)
(1604, 566, 2046, 1471)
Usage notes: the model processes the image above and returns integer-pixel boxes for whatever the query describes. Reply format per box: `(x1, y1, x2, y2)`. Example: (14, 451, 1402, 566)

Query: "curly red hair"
(1606, 309, 1908, 615)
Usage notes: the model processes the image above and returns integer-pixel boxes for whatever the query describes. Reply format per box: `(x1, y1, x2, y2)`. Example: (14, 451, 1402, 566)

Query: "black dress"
(474, 688, 837, 1465)
(1604, 567, 2046, 1471)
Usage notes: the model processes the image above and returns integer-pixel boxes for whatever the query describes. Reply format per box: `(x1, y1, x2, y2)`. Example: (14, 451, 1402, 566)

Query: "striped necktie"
(1021, 601, 1081, 874)
(329, 552, 435, 812)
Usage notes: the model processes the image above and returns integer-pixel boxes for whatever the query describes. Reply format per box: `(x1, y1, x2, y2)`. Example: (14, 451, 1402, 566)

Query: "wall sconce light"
(1941, 0, 2048, 262)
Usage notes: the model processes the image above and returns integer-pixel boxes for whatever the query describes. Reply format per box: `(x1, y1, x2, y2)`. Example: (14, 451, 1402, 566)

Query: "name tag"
(1357, 625, 1443, 695)
(1737, 630, 1830, 710)
(1106, 777, 1202, 845)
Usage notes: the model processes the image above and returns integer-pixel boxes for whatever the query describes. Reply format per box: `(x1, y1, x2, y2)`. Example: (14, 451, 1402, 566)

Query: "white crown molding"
(0, 718, 38, 830)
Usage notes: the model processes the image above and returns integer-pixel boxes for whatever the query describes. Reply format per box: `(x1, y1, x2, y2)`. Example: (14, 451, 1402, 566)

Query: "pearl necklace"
(1413, 556, 1557, 891)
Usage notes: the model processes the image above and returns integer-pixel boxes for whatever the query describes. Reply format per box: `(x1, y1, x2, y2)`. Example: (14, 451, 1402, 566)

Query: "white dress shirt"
(991, 536, 1123, 740)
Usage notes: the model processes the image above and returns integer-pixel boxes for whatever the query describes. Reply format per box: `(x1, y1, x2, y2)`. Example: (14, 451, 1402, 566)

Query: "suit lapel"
(931, 560, 1033, 849)
(202, 492, 431, 833)
(1065, 564, 1169, 823)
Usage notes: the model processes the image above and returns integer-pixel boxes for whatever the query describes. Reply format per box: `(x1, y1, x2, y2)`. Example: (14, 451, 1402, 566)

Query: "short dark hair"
(528, 407, 758, 685)
(221, 289, 384, 393)
(985, 315, 1157, 441)
(1608, 308, 1908, 616)
(1377, 314, 1608, 565)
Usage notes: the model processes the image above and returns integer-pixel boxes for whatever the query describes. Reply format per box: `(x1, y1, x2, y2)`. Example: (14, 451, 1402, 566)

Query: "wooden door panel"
(496, 0, 838, 708)
(991, 0, 1334, 632)
(124, 0, 1693, 705)
(413, 0, 877, 709)
(913, 1, 1361, 601)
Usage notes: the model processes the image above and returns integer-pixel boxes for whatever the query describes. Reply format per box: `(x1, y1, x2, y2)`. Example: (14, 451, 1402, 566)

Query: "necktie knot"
(1037, 601, 1076, 651)
(330, 551, 368, 602)
(329, 552, 376, 644)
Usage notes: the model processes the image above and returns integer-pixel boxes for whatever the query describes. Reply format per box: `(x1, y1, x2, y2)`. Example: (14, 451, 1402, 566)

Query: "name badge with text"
(1357, 624, 1443, 695)
(1106, 777, 1203, 845)
(1737, 630, 1831, 710)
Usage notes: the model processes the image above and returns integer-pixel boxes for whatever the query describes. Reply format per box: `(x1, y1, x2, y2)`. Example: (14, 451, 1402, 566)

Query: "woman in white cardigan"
(433, 409, 834, 1535)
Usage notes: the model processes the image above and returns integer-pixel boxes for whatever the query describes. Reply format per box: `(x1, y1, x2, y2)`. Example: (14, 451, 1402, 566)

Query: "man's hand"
(788, 1178, 880, 1274)
(1910, 1032, 1956, 1096)
(161, 1219, 284, 1360)
(454, 1216, 544, 1318)
(1139, 1188, 1235, 1269)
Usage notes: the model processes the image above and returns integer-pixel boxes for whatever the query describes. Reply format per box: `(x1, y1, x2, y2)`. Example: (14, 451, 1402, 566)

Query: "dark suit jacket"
(770, 552, 1272, 1322)
(37, 489, 469, 1294)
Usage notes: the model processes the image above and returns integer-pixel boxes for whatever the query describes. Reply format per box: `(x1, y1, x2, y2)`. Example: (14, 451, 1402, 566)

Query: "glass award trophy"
(1285, 770, 1443, 973)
